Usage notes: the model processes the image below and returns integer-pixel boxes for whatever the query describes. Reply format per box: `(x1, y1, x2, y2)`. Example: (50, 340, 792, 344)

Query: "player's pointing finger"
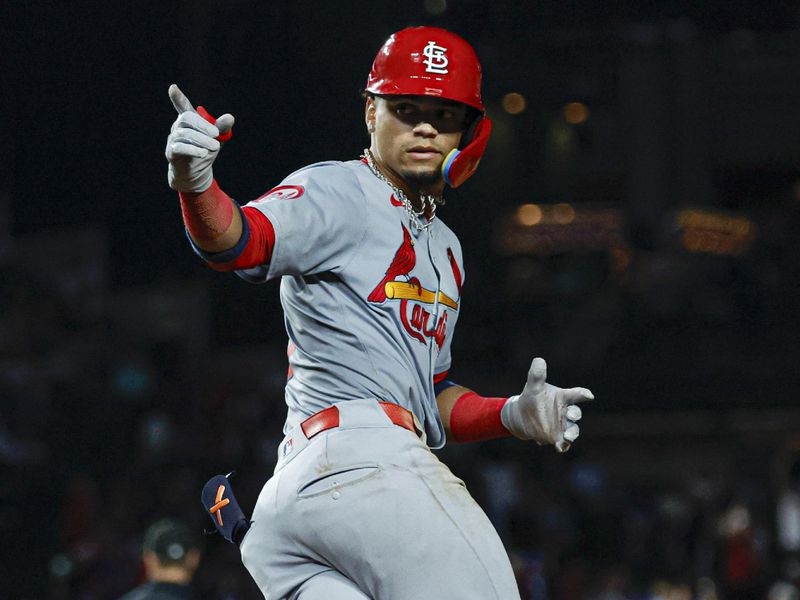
(169, 83, 195, 114)
(563, 387, 594, 405)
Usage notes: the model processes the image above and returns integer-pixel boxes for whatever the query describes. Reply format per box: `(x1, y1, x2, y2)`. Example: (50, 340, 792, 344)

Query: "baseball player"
(166, 27, 593, 600)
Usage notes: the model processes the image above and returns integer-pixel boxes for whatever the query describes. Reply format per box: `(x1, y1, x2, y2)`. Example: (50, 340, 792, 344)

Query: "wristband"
(449, 391, 511, 443)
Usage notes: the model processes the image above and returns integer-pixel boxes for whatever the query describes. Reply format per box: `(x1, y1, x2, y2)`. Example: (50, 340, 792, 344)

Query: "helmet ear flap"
(442, 116, 492, 188)
(459, 112, 482, 150)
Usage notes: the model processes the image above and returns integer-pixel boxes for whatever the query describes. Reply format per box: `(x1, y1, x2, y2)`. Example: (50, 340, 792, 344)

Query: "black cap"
(142, 519, 199, 566)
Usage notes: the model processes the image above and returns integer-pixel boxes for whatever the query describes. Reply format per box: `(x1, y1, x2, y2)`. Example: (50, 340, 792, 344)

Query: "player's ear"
(365, 96, 376, 134)
(142, 551, 159, 576)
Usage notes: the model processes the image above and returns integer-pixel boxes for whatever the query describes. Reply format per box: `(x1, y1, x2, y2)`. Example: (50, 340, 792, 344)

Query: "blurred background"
(3, 1, 800, 598)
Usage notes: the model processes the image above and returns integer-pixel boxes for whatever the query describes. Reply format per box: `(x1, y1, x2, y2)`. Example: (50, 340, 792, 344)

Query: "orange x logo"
(210, 484, 230, 527)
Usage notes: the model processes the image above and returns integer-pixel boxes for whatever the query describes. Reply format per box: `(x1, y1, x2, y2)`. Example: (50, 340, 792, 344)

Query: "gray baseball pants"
(240, 399, 521, 600)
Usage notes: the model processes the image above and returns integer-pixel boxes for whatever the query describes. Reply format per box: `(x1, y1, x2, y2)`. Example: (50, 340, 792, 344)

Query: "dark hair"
(142, 519, 200, 566)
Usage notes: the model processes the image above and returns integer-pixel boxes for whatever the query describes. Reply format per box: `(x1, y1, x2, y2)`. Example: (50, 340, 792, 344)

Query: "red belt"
(301, 402, 419, 439)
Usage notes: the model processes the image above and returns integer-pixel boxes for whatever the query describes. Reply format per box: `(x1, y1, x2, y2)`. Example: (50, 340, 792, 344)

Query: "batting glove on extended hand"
(165, 84, 235, 193)
(500, 357, 594, 453)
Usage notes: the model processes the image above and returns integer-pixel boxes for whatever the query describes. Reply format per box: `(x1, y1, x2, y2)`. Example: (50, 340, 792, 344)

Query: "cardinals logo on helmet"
(422, 41, 449, 74)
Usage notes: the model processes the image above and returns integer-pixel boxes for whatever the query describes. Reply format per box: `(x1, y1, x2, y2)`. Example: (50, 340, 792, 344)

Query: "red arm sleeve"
(449, 391, 511, 443)
(179, 180, 234, 243)
(180, 180, 276, 272)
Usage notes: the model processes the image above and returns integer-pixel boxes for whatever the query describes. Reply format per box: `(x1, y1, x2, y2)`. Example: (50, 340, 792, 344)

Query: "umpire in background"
(118, 518, 202, 600)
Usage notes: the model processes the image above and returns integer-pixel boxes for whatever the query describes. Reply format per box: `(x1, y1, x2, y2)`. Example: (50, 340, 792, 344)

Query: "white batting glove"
(165, 84, 235, 193)
(501, 357, 594, 453)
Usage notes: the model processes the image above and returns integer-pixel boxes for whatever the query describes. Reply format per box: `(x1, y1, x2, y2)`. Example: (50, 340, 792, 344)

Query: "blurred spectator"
(768, 581, 800, 600)
(117, 519, 202, 600)
(717, 501, 767, 600)
(777, 460, 800, 556)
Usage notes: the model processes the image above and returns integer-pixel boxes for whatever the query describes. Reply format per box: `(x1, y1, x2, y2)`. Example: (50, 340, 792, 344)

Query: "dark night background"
(3, 1, 800, 599)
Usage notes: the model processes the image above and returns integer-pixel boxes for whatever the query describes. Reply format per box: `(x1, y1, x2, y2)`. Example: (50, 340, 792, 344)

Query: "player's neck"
(367, 151, 440, 217)
(148, 566, 192, 585)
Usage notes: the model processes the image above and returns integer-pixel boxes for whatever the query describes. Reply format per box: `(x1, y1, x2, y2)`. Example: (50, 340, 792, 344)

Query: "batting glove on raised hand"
(501, 357, 594, 453)
(165, 84, 235, 193)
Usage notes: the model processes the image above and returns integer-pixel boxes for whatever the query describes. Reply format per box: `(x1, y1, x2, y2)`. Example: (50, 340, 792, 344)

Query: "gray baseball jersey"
(221, 159, 520, 599)
(237, 159, 464, 449)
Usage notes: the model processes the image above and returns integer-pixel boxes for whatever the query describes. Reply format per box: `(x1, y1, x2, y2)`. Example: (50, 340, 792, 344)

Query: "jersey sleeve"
(239, 162, 367, 280)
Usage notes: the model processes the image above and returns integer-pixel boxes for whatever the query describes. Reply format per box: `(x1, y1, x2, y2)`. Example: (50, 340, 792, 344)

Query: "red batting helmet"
(366, 26, 485, 111)
(365, 27, 492, 188)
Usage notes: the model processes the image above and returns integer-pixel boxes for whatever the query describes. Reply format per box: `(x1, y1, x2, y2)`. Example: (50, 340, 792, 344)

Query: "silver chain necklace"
(362, 149, 443, 232)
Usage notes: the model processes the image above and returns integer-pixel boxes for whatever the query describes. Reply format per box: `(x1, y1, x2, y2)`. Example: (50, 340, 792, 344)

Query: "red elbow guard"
(208, 207, 275, 272)
(203, 206, 275, 271)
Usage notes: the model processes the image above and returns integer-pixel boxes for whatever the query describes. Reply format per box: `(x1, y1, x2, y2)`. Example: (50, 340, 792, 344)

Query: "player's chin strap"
(441, 117, 492, 188)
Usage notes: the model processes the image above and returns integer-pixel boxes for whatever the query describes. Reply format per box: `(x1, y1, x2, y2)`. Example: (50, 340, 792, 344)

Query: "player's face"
(366, 95, 469, 194)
